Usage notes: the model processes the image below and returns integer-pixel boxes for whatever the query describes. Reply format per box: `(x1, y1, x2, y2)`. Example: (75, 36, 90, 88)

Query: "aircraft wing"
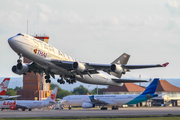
(123, 62, 169, 70)
(51, 60, 111, 71)
(112, 79, 148, 83)
(51, 59, 169, 77)
(16, 104, 30, 109)
(89, 95, 108, 106)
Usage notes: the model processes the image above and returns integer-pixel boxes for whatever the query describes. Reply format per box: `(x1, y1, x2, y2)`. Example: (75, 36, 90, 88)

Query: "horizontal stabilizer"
(8, 95, 21, 99)
(112, 79, 148, 83)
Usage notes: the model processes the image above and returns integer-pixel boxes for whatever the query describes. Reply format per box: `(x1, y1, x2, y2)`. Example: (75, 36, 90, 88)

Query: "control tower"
(17, 35, 52, 101)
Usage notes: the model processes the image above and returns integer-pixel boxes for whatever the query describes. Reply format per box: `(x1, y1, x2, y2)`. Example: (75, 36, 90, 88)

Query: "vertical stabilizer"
(141, 78, 159, 95)
(126, 78, 159, 105)
(0, 78, 10, 95)
(111, 53, 130, 65)
(44, 87, 58, 102)
(110, 53, 130, 78)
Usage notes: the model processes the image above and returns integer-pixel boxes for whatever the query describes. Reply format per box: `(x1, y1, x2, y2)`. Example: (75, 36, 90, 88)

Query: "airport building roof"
(156, 80, 180, 92)
(103, 80, 180, 93)
(103, 83, 145, 92)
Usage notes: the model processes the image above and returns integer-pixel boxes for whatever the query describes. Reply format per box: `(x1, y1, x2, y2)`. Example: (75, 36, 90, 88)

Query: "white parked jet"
(0, 87, 57, 111)
(0, 78, 20, 100)
(62, 78, 159, 110)
(8, 33, 169, 85)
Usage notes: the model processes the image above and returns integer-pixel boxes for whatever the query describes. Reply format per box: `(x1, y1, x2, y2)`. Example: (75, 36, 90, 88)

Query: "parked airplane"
(0, 87, 57, 111)
(62, 78, 159, 110)
(8, 33, 168, 86)
(0, 78, 20, 100)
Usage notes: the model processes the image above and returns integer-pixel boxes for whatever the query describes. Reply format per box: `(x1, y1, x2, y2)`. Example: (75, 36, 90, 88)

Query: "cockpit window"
(17, 33, 24, 36)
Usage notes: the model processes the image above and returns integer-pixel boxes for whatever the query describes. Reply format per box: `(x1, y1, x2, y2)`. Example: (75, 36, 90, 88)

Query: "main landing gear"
(112, 106, 118, 110)
(68, 105, 71, 110)
(66, 79, 76, 84)
(101, 107, 107, 110)
(57, 75, 76, 84)
(66, 75, 76, 84)
(57, 75, 65, 84)
(45, 75, 51, 83)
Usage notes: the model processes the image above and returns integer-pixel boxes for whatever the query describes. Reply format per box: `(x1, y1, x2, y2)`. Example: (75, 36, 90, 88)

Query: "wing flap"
(87, 63, 111, 70)
(112, 79, 148, 83)
(51, 60, 74, 70)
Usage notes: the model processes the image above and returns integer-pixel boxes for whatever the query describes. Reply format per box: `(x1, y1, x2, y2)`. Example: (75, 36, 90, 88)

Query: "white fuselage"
(0, 100, 51, 109)
(63, 94, 139, 107)
(8, 34, 122, 86)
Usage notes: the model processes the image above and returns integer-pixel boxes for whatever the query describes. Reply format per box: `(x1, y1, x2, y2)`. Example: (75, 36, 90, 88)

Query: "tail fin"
(111, 53, 130, 65)
(44, 87, 58, 102)
(126, 78, 159, 105)
(111, 53, 130, 78)
(0, 78, 10, 95)
(141, 78, 159, 95)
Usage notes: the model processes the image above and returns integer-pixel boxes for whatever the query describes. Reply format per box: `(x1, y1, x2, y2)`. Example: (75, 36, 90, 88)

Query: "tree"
(72, 85, 89, 95)
(14, 86, 23, 91)
(90, 88, 105, 95)
(6, 88, 17, 100)
(50, 83, 73, 99)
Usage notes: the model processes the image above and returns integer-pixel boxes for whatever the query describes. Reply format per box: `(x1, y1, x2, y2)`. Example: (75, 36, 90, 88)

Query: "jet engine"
(146, 94, 158, 99)
(110, 64, 123, 74)
(146, 94, 152, 99)
(12, 63, 29, 75)
(9, 105, 17, 110)
(82, 102, 95, 108)
(72, 62, 86, 72)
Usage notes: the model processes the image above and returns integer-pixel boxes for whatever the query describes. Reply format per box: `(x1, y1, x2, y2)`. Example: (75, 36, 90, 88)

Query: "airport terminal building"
(103, 80, 180, 107)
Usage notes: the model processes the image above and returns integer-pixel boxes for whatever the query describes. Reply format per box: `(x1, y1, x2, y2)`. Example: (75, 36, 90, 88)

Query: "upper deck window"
(17, 33, 24, 36)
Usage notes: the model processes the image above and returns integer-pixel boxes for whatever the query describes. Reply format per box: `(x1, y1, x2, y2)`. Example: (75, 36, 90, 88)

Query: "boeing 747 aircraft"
(8, 33, 169, 86)
(0, 87, 57, 111)
(62, 78, 159, 110)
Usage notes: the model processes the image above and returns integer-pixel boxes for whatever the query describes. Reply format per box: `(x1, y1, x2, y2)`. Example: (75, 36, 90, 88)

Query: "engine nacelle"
(9, 105, 17, 110)
(12, 63, 29, 75)
(72, 62, 86, 72)
(110, 64, 123, 74)
(82, 102, 95, 108)
(146, 94, 152, 99)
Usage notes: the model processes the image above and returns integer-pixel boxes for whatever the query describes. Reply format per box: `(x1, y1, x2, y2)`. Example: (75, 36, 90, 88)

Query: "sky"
(0, 0, 180, 81)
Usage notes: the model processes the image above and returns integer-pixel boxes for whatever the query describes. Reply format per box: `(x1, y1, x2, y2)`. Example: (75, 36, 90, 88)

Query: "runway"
(0, 107, 180, 118)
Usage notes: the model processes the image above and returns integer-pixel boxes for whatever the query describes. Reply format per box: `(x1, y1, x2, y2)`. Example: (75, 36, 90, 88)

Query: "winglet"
(162, 62, 169, 67)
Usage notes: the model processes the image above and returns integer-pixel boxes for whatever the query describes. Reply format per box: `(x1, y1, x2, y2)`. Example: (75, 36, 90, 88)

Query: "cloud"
(165, 0, 180, 16)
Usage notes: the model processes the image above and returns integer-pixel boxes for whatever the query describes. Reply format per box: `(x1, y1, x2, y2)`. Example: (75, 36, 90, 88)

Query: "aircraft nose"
(8, 37, 15, 46)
